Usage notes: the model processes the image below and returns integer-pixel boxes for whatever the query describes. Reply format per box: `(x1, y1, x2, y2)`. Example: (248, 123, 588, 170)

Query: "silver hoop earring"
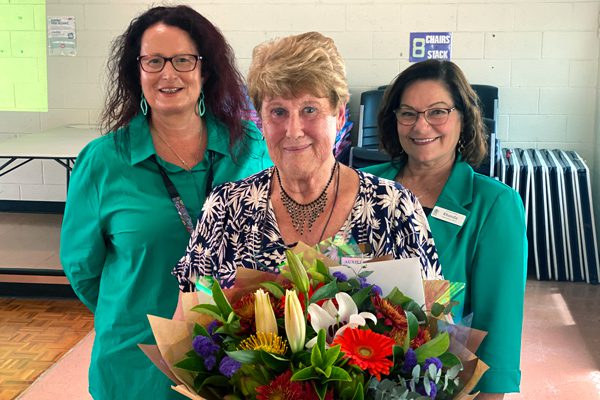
(140, 94, 148, 116)
(197, 92, 206, 117)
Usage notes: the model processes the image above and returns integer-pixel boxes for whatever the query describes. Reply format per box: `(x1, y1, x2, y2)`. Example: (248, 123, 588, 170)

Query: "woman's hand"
(476, 393, 505, 400)
(172, 291, 185, 320)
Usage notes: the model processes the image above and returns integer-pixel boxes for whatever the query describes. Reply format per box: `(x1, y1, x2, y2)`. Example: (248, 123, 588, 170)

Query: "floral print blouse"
(173, 168, 442, 291)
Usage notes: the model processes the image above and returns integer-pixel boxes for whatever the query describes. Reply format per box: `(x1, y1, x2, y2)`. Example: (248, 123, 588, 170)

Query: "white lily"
(306, 292, 377, 348)
(284, 290, 306, 353)
(254, 289, 277, 335)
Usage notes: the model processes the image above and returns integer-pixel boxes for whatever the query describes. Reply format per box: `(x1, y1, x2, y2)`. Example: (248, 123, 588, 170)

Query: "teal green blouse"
(363, 159, 527, 394)
(60, 113, 271, 400)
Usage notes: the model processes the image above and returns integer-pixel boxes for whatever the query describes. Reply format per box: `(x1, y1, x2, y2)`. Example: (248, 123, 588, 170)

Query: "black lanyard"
(152, 152, 214, 235)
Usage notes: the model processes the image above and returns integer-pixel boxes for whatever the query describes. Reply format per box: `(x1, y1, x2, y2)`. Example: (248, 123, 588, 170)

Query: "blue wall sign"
(409, 32, 452, 62)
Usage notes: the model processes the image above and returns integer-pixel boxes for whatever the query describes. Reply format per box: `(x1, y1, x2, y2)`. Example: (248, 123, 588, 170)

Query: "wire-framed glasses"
(395, 106, 456, 126)
(137, 54, 202, 73)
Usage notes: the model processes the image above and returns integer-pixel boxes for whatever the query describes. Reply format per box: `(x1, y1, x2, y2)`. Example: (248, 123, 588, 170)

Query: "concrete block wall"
(0, 0, 598, 206)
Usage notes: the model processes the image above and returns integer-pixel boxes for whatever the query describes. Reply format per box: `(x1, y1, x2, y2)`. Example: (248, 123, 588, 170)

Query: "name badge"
(431, 206, 466, 227)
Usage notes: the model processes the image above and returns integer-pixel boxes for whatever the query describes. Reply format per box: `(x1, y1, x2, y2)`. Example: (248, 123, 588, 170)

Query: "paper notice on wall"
(47, 16, 76, 56)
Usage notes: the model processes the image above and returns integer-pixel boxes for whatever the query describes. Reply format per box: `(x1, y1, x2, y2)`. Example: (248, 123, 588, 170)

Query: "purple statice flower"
(332, 271, 348, 282)
(219, 356, 241, 378)
(207, 320, 223, 343)
(424, 357, 443, 372)
(371, 284, 383, 296)
(192, 335, 219, 358)
(401, 348, 418, 373)
(358, 276, 369, 288)
(428, 381, 437, 399)
(417, 381, 438, 399)
(204, 354, 217, 371)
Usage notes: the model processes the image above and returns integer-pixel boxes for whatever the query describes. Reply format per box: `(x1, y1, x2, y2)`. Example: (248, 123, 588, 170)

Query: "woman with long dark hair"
(60, 5, 270, 399)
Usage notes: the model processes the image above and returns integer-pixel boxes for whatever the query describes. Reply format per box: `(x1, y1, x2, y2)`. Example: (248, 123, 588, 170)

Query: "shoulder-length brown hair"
(378, 60, 487, 166)
(100, 5, 248, 148)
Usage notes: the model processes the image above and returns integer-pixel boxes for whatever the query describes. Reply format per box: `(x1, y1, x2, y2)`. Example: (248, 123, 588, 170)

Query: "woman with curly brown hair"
(364, 60, 527, 399)
(60, 5, 270, 399)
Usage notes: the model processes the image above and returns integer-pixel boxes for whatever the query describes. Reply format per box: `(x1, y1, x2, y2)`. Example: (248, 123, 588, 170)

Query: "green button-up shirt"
(364, 158, 527, 394)
(60, 113, 271, 399)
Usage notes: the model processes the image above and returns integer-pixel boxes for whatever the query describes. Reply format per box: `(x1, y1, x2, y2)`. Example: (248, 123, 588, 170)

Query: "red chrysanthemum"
(232, 292, 256, 334)
(256, 370, 305, 400)
(332, 327, 395, 380)
(372, 295, 408, 330)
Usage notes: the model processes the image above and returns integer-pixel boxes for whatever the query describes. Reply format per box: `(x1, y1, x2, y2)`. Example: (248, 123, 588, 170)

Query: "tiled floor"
(1, 213, 600, 399)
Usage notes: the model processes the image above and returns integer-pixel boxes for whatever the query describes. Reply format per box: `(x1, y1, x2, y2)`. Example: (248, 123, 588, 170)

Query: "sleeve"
(471, 188, 527, 393)
(396, 188, 443, 280)
(172, 183, 230, 292)
(59, 144, 106, 313)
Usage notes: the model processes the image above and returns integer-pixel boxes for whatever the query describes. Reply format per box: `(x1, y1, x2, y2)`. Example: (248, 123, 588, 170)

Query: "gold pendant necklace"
(153, 127, 204, 171)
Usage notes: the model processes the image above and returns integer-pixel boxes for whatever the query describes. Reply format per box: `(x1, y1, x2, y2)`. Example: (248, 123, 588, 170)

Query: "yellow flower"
(238, 332, 288, 356)
(284, 290, 306, 353)
(254, 289, 277, 335)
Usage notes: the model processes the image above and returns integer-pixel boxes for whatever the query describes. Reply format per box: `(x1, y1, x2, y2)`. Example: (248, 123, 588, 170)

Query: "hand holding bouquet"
(145, 248, 487, 399)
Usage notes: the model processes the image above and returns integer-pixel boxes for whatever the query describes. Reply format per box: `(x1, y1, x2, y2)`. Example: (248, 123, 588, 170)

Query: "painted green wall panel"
(0, 32, 11, 57)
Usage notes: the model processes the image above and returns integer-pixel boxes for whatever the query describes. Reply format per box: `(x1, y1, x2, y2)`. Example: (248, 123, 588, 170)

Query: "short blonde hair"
(247, 32, 350, 114)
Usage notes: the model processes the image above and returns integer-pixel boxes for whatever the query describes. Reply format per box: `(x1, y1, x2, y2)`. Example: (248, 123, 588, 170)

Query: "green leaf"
(406, 311, 419, 340)
(414, 332, 450, 363)
(193, 323, 210, 337)
(191, 304, 225, 321)
(444, 300, 460, 315)
(430, 302, 445, 318)
(438, 351, 462, 368)
(200, 375, 230, 388)
(403, 300, 427, 322)
(310, 279, 339, 303)
(351, 286, 373, 307)
(324, 344, 341, 368)
(291, 366, 317, 381)
(351, 382, 364, 400)
(311, 340, 324, 366)
(173, 356, 204, 372)
(260, 281, 285, 299)
(259, 350, 289, 371)
(315, 259, 330, 277)
(212, 280, 234, 318)
(324, 366, 352, 382)
(316, 329, 326, 353)
(385, 287, 411, 305)
(315, 383, 328, 400)
(357, 270, 373, 278)
(225, 349, 259, 363)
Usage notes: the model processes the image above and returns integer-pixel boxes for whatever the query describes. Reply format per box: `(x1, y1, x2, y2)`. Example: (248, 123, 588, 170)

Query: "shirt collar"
(128, 112, 232, 166)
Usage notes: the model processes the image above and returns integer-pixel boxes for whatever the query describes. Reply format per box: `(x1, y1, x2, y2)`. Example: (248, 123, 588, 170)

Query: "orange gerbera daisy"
(332, 327, 395, 380)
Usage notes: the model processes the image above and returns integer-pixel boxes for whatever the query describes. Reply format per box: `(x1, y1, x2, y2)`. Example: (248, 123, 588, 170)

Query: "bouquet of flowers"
(144, 245, 487, 400)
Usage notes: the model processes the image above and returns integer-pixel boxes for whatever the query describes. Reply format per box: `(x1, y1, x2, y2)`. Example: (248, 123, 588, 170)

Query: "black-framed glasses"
(137, 54, 202, 73)
(395, 106, 456, 126)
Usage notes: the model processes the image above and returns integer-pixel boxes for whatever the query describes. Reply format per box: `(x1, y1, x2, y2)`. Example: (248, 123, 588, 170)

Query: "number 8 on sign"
(412, 38, 425, 59)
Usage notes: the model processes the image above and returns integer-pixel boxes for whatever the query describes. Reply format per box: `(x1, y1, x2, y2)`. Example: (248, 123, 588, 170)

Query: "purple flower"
(424, 357, 443, 372)
(428, 381, 437, 399)
(358, 276, 369, 288)
(332, 271, 348, 282)
(219, 356, 241, 378)
(207, 320, 222, 342)
(402, 348, 417, 373)
(204, 354, 217, 371)
(371, 284, 383, 296)
(192, 335, 219, 358)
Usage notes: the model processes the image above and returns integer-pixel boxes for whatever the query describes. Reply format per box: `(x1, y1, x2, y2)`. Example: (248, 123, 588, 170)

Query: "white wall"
(0, 0, 598, 203)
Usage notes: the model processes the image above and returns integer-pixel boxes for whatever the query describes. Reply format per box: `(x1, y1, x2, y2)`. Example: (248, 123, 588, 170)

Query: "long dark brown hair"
(100, 5, 248, 148)
(378, 60, 487, 166)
